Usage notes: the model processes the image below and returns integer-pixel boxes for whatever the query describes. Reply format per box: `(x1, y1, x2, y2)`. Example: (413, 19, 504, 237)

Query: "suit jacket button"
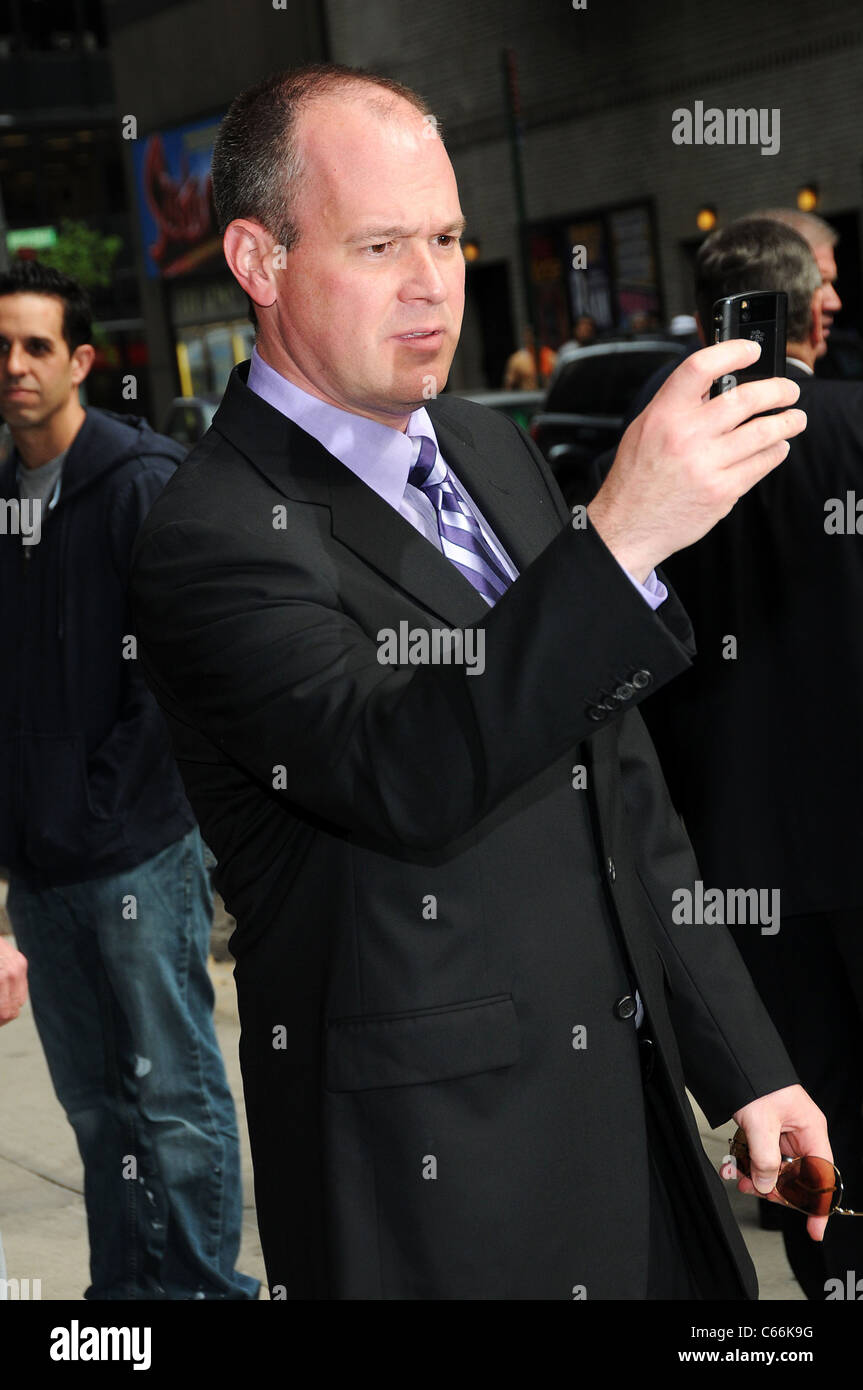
(587, 706, 606, 721)
(615, 683, 634, 700)
(631, 669, 652, 689)
(614, 995, 638, 1020)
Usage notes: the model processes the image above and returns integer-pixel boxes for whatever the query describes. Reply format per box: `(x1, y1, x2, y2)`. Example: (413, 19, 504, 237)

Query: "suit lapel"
(214, 365, 562, 628)
(428, 403, 562, 574)
(327, 453, 489, 627)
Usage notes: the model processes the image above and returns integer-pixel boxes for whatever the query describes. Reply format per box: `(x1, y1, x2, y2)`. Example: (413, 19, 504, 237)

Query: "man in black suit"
(130, 65, 827, 1300)
(642, 217, 863, 1299)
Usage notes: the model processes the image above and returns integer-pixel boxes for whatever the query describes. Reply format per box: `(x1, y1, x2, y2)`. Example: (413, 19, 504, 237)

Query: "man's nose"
(401, 243, 447, 301)
(5, 343, 28, 375)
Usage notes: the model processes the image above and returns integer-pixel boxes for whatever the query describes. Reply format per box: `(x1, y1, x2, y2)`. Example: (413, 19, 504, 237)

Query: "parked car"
(455, 388, 545, 431)
(529, 339, 687, 504)
(161, 395, 221, 448)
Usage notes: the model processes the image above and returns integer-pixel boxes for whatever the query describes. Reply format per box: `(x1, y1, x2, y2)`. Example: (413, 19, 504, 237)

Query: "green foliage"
(40, 219, 123, 290)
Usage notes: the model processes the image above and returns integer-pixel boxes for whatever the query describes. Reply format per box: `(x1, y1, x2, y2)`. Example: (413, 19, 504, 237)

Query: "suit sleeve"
(616, 707, 799, 1125)
(131, 479, 696, 854)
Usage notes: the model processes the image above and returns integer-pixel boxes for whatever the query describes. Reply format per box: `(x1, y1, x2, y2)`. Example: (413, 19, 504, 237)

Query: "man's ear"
(808, 286, 825, 353)
(70, 343, 95, 386)
(223, 219, 279, 312)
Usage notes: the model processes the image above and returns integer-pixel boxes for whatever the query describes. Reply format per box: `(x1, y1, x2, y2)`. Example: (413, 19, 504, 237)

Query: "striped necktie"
(408, 436, 512, 606)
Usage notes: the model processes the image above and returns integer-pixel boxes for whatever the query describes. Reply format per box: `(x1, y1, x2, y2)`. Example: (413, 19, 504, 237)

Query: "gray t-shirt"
(16, 449, 66, 513)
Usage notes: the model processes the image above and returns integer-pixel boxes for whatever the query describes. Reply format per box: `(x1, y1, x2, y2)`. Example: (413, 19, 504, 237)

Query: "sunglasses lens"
(775, 1156, 838, 1217)
(728, 1133, 840, 1216)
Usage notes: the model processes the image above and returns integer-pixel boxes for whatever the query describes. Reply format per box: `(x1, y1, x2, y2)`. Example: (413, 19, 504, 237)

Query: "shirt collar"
(247, 346, 438, 510)
(785, 354, 814, 376)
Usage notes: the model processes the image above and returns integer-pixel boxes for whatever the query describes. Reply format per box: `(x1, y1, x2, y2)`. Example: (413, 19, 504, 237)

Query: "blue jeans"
(7, 829, 258, 1300)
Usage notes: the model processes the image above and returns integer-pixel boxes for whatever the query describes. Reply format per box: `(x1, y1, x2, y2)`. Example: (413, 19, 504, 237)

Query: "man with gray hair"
(753, 208, 842, 355)
(643, 216, 863, 1299)
(692, 216, 823, 349)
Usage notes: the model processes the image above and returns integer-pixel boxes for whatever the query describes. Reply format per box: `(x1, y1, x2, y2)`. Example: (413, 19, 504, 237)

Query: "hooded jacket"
(1, 407, 196, 886)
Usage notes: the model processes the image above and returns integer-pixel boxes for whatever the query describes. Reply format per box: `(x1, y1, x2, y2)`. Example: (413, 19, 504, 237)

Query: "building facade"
(105, 0, 327, 423)
(105, 0, 863, 412)
(325, 0, 863, 381)
(0, 0, 149, 414)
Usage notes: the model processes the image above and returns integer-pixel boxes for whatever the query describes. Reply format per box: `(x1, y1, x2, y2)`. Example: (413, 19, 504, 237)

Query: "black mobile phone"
(709, 290, 787, 397)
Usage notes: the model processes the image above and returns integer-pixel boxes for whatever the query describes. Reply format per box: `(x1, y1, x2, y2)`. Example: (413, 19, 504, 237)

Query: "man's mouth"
(394, 329, 444, 345)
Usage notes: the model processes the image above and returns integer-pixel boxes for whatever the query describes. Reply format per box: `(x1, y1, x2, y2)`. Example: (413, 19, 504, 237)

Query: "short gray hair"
(695, 217, 822, 343)
(750, 207, 839, 251)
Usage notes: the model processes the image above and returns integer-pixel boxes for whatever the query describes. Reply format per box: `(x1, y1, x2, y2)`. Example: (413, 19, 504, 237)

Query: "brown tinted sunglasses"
(729, 1129, 863, 1218)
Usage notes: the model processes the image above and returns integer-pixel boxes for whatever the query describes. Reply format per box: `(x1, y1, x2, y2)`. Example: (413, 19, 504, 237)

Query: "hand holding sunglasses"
(725, 1128, 863, 1219)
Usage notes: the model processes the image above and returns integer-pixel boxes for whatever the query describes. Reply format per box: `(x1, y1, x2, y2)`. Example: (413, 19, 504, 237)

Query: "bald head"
(292, 91, 453, 246)
(212, 64, 437, 260)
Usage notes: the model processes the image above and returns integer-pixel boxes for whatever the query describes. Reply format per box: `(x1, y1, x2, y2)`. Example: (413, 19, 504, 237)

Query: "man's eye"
(436, 235, 458, 248)
(366, 242, 393, 256)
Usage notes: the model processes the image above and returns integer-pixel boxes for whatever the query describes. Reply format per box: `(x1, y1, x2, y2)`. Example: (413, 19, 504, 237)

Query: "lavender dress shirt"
(246, 347, 665, 609)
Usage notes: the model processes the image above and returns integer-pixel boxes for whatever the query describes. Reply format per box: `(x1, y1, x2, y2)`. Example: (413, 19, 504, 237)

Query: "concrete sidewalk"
(0, 892, 803, 1301)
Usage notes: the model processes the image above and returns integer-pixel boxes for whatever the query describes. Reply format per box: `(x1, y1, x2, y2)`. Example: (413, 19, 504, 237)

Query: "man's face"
(0, 293, 83, 430)
(813, 242, 841, 346)
(262, 96, 466, 428)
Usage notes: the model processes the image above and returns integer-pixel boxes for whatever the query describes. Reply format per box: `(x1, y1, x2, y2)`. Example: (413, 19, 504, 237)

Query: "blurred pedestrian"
(503, 325, 539, 388)
(558, 312, 598, 355)
(503, 327, 557, 388)
(0, 259, 258, 1302)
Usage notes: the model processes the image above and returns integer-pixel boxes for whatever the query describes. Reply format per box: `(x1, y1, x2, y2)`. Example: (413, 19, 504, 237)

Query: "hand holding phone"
(587, 335, 805, 581)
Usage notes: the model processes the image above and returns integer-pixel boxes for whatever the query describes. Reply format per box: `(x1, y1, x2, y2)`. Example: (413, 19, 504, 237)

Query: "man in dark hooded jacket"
(0, 259, 257, 1301)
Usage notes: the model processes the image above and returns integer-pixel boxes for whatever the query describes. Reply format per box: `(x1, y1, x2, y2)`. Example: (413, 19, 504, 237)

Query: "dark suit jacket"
(642, 363, 863, 919)
(130, 361, 797, 1299)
